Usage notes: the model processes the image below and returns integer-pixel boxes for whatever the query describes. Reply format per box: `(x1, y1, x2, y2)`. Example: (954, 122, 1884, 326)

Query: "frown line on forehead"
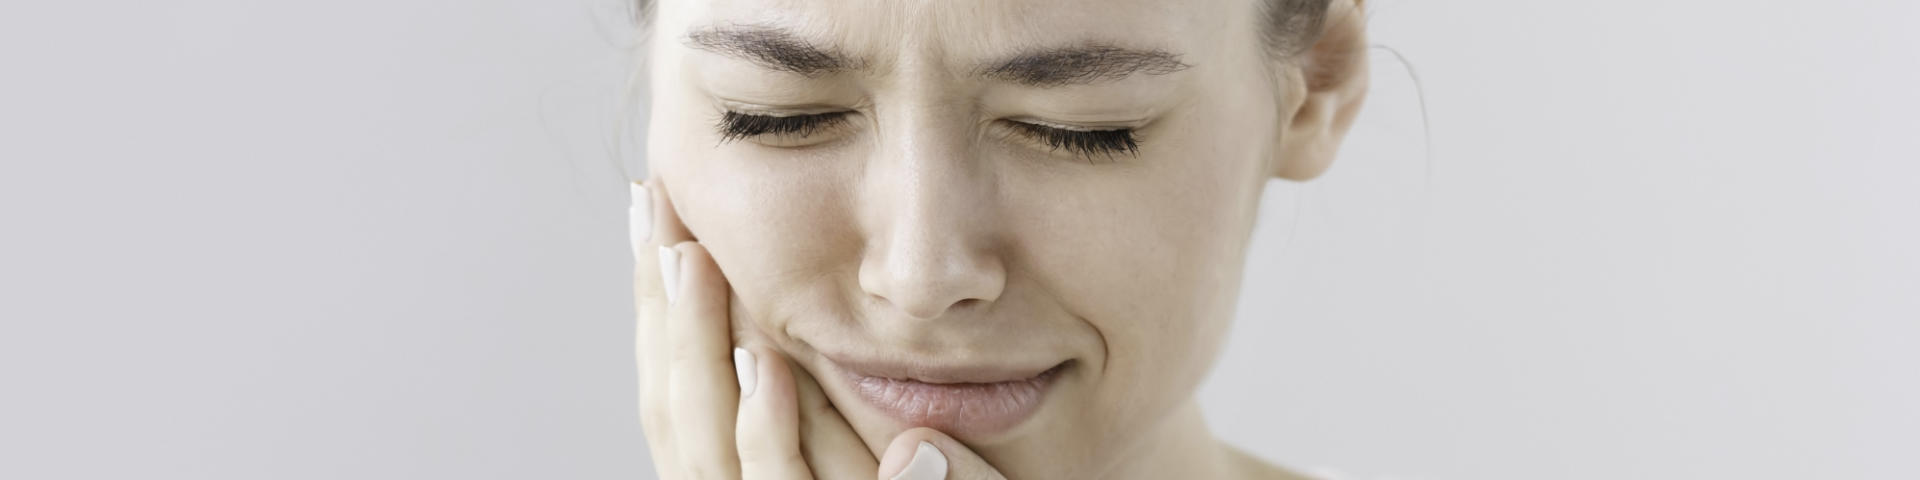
(683, 24, 1193, 87)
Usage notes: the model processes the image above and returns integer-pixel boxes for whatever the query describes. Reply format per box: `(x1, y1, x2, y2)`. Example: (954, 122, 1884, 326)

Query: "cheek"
(1013, 125, 1263, 413)
(668, 148, 864, 337)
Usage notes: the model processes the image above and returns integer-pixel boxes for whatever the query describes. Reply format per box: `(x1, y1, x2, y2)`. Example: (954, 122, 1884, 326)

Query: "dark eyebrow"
(979, 45, 1192, 87)
(685, 26, 1188, 87)
(684, 25, 862, 77)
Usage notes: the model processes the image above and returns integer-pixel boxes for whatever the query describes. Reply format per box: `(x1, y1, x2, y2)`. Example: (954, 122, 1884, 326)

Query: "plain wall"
(2, 0, 1914, 479)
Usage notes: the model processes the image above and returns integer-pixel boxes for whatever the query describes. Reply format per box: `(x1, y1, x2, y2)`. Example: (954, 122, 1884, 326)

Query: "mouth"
(824, 355, 1071, 438)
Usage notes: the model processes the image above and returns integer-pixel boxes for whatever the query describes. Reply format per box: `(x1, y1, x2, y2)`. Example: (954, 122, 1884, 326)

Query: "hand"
(631, 178, 1008, 479)
(878, 428, 1009, 480)
(631, 177, 873, 479)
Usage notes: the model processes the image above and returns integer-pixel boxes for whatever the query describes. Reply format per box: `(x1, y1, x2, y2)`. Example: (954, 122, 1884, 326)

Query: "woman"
(629, 0, 1370, 478)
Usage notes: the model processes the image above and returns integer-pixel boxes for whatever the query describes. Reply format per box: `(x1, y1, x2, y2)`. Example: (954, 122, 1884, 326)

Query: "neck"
(1098, 399, 1240, 480)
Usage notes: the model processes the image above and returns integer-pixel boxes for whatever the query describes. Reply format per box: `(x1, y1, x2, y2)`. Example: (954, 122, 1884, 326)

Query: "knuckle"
(679, 460, 729, 480)
(669, 337, 729, 367)
(738, 447, 806, 479)
(639, 404, 668, 434)
(733, 435, 771, 459)
(665, 372, 732, 416)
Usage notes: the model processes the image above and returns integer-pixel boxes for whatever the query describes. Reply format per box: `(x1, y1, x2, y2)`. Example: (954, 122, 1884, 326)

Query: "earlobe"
(1272, 0, 1370, 181)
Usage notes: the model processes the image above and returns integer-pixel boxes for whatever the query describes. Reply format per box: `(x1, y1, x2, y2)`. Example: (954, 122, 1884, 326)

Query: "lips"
(826, 356, 1069, 438)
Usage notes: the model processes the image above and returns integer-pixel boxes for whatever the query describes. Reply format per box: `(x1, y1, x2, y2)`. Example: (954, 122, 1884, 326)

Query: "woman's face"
(646, 0, 1285, 476)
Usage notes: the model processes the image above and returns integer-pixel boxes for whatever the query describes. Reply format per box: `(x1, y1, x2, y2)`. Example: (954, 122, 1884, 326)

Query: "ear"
(1271, 0, 1370, 181)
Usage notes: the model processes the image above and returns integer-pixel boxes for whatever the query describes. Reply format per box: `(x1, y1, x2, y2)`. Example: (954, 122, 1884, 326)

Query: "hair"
(626, 0, 1335, 59)
(1261, 0, 1334, 57)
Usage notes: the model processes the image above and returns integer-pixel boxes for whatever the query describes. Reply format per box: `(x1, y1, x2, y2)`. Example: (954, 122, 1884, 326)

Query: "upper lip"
(822, 352, 1066, 384)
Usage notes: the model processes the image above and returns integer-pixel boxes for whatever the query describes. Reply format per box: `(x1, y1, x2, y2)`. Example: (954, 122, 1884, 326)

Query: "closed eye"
(715, 111, 849, 143)
(1005, 121, 1140, 163)
(715, 110, 1141, 163)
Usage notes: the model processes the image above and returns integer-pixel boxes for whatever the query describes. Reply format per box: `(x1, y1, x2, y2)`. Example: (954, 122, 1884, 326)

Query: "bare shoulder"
(1222, 443, 1328, 480)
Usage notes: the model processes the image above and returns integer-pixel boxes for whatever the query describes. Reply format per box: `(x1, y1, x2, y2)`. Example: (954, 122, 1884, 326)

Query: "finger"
(725, 298, 878, 480)
(639, 177, 696, 422)
(665, 241, 742, 479)
(634, 179, 678, 390)
(638, 177, 694, 343)
(791, 361, 879, 479)
(636, 177, 695, 332)
(733, 346, 811, 480)
(636, 177, 700, 476)
(631, 180, 678, 477)
(632, 181, 661, 383)
(878, 428, 1006, 480)
(637, 178, 694, 399)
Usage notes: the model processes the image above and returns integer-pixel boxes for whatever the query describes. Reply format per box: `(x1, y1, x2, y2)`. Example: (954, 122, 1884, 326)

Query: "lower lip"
(838, 363, 1067, 438)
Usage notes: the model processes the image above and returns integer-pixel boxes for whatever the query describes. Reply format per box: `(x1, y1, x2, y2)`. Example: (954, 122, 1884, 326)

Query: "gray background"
(2, 0, 1915, 479)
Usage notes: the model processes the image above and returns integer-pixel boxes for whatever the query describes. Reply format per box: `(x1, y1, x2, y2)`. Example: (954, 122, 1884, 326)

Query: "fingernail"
(628, 182, 652, 255)
(657, 246, 681, 305)
(890, 442, 947, 480)
(732, 347, 758, 398)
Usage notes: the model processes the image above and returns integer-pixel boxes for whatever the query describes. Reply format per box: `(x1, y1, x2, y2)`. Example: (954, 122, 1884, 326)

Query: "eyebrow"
(978, 45, 1191, 87)
(684, 26, 861, 77)
(684, 25, 1191, 86)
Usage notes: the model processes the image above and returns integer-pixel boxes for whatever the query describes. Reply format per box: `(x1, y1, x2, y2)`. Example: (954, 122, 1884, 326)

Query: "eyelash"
(715, 110, 1141, 161)
(716, 111, 847, 143)
(1004, 121, 1139, 161)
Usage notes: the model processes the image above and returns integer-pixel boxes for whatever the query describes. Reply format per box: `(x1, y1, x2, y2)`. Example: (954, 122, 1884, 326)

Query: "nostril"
(950, 298, 984, 311)
(867, 285, 987, 321)
(854, 218, 1007, 321)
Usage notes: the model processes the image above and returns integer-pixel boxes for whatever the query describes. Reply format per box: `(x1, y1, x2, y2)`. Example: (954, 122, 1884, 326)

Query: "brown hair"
(1262, 0, 1334, 57)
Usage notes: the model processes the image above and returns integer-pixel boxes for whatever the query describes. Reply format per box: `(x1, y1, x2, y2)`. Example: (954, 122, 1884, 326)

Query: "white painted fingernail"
(890, 442, 947, 480)
(628, 182, 652, 255)
(732, 347, 758, 398)
(657, 246, 681, 305)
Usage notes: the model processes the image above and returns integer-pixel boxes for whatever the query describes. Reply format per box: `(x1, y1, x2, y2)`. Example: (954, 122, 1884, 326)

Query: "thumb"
(876, 428, 1006, 480)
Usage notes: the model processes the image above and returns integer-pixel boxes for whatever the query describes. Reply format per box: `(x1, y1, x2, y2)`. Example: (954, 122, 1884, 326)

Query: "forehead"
(666, 0, 1244, 64)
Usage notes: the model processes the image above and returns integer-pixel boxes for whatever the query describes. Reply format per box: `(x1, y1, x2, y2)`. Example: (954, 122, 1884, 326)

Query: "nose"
(856, 111, 1006, 320)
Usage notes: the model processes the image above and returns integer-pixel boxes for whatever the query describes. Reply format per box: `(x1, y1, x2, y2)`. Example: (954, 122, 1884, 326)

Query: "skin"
(632, 0, 1370, 478)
